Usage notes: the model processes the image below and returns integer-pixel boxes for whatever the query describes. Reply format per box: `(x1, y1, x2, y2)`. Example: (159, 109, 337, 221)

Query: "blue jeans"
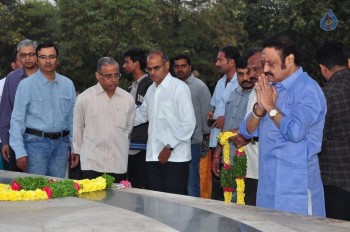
(187, 143, 201, 197)
(24, 134, 69, 178)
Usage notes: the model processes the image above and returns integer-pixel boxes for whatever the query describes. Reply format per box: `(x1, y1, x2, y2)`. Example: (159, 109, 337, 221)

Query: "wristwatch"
(269, 109, 279, 118)
(166, 144, 174, 151)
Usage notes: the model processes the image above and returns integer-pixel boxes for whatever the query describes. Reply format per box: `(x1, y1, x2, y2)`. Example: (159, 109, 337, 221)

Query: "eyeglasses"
(98, 72, 122, 79)
(19, 52, 36, 58)
(145, 63, 165, 73)
(38, 55, 58, 60)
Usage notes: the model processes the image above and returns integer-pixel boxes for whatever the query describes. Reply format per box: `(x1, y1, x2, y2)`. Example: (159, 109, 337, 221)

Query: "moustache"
(250, 77, 258, 82)
(264, 72, 274, 77)
(241, 80, 252, 85)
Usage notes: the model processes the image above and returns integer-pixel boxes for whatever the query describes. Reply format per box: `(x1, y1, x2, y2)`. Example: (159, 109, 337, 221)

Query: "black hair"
(315, 40, 348, 70)
(123, 48, 148, 71)
(36, 41, 59, 56)
(236, 55, 247, 69)
(173, 53, 192, 66)
(262, 35, 301, 66)
(9, 49, 18, 66)
(219, 45, 241, 62)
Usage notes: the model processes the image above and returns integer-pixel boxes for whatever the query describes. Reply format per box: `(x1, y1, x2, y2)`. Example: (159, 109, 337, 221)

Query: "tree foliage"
(0, 0, 349, 88)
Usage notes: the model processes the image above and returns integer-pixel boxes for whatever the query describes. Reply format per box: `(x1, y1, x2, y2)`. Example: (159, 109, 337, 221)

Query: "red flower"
(73, 182, 80, 191)
(223, 187, 235, 192)
(223, 163, 231, 170)
(42, 187, 53, 198)
(11, 181, 21, 191)
(235, 150, 244, 157)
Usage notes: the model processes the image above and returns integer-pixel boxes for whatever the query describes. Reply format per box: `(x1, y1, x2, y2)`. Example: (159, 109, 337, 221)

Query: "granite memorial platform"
(0, 170, 349, 231)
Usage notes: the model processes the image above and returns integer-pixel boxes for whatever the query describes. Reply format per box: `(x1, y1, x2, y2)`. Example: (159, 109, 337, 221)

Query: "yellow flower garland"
(217, 131, 247, 204)
(0, 176, 108, 201)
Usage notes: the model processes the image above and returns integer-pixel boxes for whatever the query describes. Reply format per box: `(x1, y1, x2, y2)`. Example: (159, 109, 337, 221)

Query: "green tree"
(0, 0, 57, 77)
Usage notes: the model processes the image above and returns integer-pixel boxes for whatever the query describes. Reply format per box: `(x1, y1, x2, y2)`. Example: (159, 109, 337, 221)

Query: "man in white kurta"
(73, 57, 135, 183)
(135, 50, 196, 195)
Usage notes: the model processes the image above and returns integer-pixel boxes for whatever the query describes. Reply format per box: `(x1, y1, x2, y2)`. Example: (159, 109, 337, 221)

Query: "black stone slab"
(83, 189, 261, 232)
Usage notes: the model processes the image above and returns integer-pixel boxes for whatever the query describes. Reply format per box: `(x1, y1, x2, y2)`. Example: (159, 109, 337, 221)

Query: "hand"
(158, 146, 172, 164)
(255, 74, 277, 112)
(230, 134, 250, 149)
(207, 111, 214, 121)
(212, 116, 224, 129)
(70, 153, 80, 168)
(1, 144, 10, 163)
(16, 156, 28, 171)
(212, 155, 221, 177)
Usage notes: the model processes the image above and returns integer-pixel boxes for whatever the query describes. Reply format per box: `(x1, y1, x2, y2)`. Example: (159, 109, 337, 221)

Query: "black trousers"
(245, 178, 258, 206)
(324, 185, 350, 221)
(127, 150, 148, 189)
(147, 161, 189, 195)
(81, 170, 127, 183)
(2, 145, 22, 172)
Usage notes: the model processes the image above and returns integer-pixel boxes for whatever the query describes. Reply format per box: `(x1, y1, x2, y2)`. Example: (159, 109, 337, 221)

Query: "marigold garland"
(0, 174, 119, 201)
(217, 131, 247, 204)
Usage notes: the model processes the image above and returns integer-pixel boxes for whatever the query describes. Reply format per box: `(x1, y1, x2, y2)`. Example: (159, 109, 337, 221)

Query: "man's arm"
(200, 84, 213, 134)
(9, 83, 29, 170)
(0, 77, 13, 146)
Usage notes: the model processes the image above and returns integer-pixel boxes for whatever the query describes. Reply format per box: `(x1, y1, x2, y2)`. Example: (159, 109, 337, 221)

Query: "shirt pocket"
(158, 100, 178, 129)
(59, 96, 71, 114)
(114, 111, 129, 129)
(29, 97, 50, 117)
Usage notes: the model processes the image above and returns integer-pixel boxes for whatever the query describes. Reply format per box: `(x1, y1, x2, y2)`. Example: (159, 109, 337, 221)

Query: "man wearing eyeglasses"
(9, 41, 76, 178)
(0, 39, 38, 172)
(135, 50, 196, 195)
(72, 57, 135, 182)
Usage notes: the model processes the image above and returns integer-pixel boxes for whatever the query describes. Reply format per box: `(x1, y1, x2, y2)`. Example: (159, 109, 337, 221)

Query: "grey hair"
(148, 50, 169, 63)
(97, 57, 119, 73)
(17, 39, 38, 51)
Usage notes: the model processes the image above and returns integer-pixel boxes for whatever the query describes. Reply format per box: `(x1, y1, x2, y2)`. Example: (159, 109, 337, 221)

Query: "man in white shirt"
(135, 50, 196, 195)
(73, 57, 135, 182)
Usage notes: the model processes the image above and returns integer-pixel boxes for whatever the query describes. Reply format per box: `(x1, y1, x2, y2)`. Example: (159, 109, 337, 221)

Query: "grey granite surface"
(1, 170, 349, 232)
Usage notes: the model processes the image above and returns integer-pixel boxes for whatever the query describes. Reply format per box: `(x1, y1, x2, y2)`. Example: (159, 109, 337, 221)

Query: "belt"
(25, 128, 69, 140)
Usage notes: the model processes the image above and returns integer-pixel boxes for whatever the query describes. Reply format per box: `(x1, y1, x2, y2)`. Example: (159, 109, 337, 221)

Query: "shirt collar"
(158, 72, 173, 89)
(275, 67, 303, 90)
(36, 69, 58, 85)
(95, 82, 121, 97)
(136, 74, 148, 83)
(185, 74, 195, 84)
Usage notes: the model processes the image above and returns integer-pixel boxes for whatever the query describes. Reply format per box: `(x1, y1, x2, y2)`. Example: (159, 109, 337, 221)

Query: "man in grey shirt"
(173, 54, 213, 197)
(212, 55, 254, 201)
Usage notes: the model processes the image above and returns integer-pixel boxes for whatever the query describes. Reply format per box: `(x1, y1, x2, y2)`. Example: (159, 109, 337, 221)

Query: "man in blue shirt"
(0, 39, 38, 172)
(10, 42, 76, 178)
(240, 35, 326, 216)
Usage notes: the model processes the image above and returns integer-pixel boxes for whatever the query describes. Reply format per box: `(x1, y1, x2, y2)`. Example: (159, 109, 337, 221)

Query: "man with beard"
(173, 53, 212, 197)
(208, 46, 240, 200)
(0, 39, 38, 172)
(10, 42, 76, 178)
(240, 35, 326, 216)
(123, 48, 152, 188)
(73, 57, 135, 182)
(229, 48, 264, 206)
(212, 55, 253, 202)
(134, 50, 195, 195)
